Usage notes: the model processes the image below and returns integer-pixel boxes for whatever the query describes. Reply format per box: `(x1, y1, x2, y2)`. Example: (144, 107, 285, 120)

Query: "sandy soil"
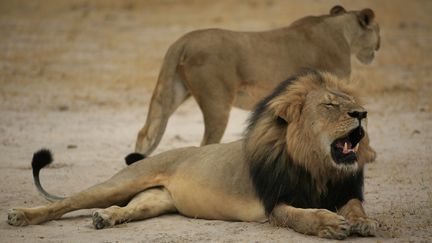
(0, 0, 431, 242)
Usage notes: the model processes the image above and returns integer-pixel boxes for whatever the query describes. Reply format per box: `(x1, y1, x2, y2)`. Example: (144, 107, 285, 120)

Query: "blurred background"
(0, 1, 431, 242)
(1, 0, 430, 110)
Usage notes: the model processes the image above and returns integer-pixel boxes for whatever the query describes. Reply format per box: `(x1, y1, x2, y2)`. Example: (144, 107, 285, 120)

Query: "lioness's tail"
(132, 38, 191, 164)
(32, 149, 65, 202)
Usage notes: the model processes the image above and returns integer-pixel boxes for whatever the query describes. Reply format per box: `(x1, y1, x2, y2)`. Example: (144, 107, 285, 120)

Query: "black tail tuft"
(31, 149, 65, 201)
(32, 149, 53, 173)
(125, 152, 146, 165)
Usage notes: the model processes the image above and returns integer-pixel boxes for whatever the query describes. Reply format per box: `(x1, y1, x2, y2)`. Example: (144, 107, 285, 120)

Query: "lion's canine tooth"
(354, 143, 359, 153)
(343, 142, 348, 154)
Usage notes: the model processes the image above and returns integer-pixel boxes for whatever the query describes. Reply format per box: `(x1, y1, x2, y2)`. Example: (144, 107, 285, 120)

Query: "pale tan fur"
(134, 5, 381, 156)
(8, 72, 378, 239)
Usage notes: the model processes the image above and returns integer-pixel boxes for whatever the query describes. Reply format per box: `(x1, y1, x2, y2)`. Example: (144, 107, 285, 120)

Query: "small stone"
(67, 144, 77, 149)
(411, 130, 421, 135)
(58, 105, 69, 111)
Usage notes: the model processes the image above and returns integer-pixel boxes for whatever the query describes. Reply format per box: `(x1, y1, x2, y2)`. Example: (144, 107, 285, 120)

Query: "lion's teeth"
(354, 143, 360, 153)
(343, 142, 348, 154)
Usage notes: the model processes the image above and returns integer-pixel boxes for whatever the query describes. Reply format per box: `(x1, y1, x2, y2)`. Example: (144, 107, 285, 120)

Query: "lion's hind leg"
(92, 187, 176, 229)
(269, 204, 350, 240)
(8, 171, 162, 226)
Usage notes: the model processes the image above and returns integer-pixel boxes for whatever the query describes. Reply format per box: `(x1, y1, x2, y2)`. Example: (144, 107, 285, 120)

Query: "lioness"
(132, 5, 380, 161)
(8, 71, 378, 239)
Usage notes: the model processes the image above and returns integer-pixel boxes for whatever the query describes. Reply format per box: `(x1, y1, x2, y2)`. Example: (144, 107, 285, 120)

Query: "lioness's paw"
(7, 209, 29, 226)
(92, 211, 114, 230)
(315, 209, 350, 240)
(350, 217, 378, 236)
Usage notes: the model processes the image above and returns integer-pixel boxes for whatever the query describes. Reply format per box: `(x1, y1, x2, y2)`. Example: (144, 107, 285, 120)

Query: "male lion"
(8, 71, 378, 239)
(132, 5, 380, 161)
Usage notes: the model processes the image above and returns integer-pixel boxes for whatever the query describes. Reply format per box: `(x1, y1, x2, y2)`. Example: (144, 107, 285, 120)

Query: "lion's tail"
(31, 149, 66, 202)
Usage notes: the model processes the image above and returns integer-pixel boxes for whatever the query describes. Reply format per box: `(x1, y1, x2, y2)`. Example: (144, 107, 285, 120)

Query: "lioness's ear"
(330, 5, 346, 15)
(358, 8, 375, 28)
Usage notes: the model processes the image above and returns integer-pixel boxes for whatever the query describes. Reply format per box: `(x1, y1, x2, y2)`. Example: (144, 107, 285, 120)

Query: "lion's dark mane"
(245, 72, 364, 215)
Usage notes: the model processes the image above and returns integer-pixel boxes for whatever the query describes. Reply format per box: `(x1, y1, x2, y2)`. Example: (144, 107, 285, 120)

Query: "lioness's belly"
(234, 85, 273, 110)
(167, 177, 266, 222)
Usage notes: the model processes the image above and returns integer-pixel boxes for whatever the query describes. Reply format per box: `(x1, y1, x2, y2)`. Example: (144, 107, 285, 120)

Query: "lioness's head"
(330, 5, 380, 64)
(246, 71, 376, 178)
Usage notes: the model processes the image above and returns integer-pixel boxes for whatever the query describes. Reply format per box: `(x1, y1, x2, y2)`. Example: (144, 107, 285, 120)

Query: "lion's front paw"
(350, 217, 378, 236)
(92, 211, 115, 230)
(7, 209, 29, 226)
(315, 209, 350, 240)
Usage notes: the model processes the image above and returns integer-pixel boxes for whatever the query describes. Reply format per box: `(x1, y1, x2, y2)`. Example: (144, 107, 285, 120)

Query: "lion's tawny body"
(8, 71, 379, 239)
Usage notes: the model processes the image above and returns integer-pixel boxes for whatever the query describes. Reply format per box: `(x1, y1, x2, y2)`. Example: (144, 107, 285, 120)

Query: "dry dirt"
(0, 0, 431, 242)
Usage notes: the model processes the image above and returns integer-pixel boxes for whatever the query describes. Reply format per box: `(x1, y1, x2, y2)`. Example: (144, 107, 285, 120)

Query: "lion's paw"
(7, 209, 29, 226)
(350, 217, 378, 236)
(92, 211, 115, 230)
(315, 209, 350, 240)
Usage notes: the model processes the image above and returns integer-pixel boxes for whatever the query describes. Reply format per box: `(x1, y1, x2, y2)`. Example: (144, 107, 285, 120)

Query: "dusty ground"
(0, 0, 431, 242)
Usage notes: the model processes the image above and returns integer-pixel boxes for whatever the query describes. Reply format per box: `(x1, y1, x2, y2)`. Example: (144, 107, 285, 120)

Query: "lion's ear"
(269, 80, 308, 123)
(330, 5, 346, 15)
(273, 99, 304, 124)
(358, 8, 375, 28)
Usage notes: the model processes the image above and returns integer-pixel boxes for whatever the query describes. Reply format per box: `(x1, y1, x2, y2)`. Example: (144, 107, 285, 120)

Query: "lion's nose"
(348, 110, 367, 119)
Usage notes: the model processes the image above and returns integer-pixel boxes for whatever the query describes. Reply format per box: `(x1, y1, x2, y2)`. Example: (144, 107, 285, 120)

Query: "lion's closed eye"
(324, 103, 339, 109)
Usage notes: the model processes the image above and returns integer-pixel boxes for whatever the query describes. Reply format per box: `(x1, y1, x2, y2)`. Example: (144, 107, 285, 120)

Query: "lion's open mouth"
(331, 126, 364, 165)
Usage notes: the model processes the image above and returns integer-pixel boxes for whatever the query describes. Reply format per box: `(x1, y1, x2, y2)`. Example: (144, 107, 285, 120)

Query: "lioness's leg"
(8, 174, 161, 226)
(188, 83, 234, 145)
(199, 99, 232, 145)
(92, 187, 176, 229)
(269, 204, 350, 240)
(181, 58, 237, 145)
(338, 199, 378, 236)
(135, 74, 190, 156)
